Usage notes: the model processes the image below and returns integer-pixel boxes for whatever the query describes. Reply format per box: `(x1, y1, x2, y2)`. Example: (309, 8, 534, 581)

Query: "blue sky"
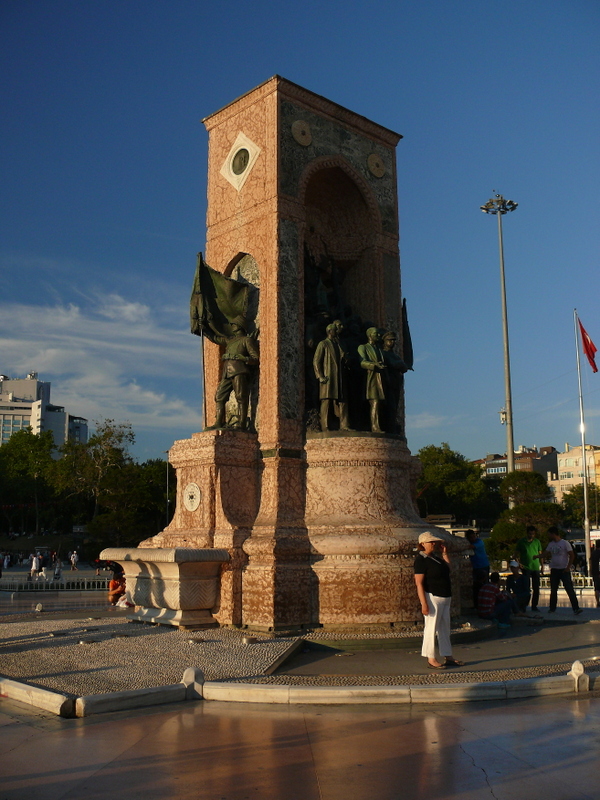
(1, 0, 599, 462)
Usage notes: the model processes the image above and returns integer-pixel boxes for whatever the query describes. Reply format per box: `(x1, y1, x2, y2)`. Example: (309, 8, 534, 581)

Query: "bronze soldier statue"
(205, 317, 259, 430)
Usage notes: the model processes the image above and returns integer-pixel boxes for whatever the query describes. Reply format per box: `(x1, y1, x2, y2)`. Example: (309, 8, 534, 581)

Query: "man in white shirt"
(538, 527, 582, 615)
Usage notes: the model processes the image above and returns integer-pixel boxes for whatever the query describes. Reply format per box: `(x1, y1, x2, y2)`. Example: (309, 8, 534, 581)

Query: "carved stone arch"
(298, 154, 382, 242)
(298, 155, 388, 433)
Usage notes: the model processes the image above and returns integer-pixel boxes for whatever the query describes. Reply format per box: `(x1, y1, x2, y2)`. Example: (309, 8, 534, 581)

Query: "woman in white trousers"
(414, 531, 464, 669)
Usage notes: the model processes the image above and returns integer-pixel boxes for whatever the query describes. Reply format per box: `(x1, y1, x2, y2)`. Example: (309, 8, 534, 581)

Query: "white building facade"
(0, 372, 88, 451)
(548, 443, 600, 504)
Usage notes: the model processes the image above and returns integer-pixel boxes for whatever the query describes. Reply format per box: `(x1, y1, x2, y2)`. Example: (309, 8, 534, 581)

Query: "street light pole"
(481, 193, 518, 483)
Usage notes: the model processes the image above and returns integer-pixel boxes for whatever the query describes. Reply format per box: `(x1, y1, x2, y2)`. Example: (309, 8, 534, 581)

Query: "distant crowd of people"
(413, 525, 599, 670)
(0, 549, 85, 580)
(465, 525, 596, 623)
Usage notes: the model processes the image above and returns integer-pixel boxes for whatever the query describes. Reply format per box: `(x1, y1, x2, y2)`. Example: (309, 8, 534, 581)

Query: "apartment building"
(549, 443, 600, 504)
(0, 372, 87, 452)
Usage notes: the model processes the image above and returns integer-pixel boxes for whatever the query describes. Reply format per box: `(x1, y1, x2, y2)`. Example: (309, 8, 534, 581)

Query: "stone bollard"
(568, 660, 590, 693)
(182, 667, 205, 700)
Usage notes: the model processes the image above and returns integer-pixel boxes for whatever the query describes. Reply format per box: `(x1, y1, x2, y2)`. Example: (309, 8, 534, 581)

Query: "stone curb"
(76, 684, 186, 717)
(0, 676, 75, 717)
(201, 672, 591, 705)
(2, 664, 596, 717)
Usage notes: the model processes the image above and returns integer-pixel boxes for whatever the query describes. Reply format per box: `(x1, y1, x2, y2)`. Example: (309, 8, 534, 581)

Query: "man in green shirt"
(514, 525, 543, 612)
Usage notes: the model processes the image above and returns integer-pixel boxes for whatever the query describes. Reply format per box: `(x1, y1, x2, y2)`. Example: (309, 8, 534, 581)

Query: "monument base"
(127, 608, 219, 629)
(303, 435, 465, 625)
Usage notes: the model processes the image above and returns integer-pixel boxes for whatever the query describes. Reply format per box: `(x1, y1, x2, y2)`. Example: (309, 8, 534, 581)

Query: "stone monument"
(137, 76, 466, 631)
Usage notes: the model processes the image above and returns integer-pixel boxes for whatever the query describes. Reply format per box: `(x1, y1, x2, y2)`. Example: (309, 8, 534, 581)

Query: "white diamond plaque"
(220, 132, 261, 191)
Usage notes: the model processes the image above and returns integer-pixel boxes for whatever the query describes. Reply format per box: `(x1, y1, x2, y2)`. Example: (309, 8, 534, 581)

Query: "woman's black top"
(414, 553, 452, 597)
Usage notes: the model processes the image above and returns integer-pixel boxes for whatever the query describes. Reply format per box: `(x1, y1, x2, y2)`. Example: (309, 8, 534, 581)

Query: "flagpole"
(199, 328, 206, 430)
(574, 308, 592, 574)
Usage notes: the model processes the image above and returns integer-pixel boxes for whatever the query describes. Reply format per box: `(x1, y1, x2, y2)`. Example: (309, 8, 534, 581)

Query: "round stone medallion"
(183, 482, 202, 512)
(291, 120, 312, 146)
(231, 148, 250, 175)
(367, 153, 385, 177)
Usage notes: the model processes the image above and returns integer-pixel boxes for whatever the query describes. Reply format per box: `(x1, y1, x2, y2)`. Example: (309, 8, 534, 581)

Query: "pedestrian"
(465, 529, 490, 608)
(590, 540, 600, 608)
(477, 572, 514, 628)
(414, 531, 464, 669)
(70, 551, 79, 571)
(30, 553, 40, 581)
(514, 525, 543, 611)
(537, 527, 582, 615)
(53, 557, 62, 581)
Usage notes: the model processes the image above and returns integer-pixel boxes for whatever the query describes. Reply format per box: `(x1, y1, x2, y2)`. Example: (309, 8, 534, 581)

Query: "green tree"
(486, 502, 563, 564)
(417, 443, 504, 524)
(87, 458, 174, 549)
(0, 429, 56, 534)
(562, 483, 600, 529)
(499, 471, 551, 506)
(485, 520, 527, 564)
(54, 419, 135, 518)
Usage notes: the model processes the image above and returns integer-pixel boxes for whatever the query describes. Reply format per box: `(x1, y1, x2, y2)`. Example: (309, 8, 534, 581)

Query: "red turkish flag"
(579, 319, 598, 373)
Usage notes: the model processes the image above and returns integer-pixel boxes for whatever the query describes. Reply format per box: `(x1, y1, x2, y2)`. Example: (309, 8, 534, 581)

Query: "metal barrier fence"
(539, 575, 594, 590)
(0, 578, 109, 592)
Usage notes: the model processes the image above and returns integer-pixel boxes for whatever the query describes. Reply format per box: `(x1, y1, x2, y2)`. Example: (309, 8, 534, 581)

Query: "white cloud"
(0, 292, 203, 435)
(407, 411, 450, 429)
(96, 294, 151, 323)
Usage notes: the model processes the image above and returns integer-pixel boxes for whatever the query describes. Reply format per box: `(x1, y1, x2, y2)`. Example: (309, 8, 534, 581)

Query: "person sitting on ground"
(477, 572, 513, 629)
(506, 560, 531, 613)
(108, 574, 126, 605)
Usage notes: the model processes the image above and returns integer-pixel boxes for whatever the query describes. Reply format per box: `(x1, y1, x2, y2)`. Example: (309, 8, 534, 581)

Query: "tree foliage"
(562, 483, 600, 529)
(0, 429, 56, 534)
(485, 520, 528, 564)
(416, 443, 504, 524)
(486, 502, 563, 564)
(87, 458, 174, 549)
(499, 471, 551, 505)
(0, 420, 173, 557)
(54, 419, 135, 517)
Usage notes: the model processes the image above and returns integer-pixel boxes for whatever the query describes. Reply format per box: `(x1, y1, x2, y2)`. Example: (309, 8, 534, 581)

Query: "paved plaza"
(2, 587, 600, 798)
(2, 691, 600, 799)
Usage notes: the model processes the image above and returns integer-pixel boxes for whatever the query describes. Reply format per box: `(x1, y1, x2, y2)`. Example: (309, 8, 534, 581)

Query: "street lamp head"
(481, 194, 518, 215)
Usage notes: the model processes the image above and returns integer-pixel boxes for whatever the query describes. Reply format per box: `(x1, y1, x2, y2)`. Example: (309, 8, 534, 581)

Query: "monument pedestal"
(305, 435, 432, 625)
(139, 430, 260, 626)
